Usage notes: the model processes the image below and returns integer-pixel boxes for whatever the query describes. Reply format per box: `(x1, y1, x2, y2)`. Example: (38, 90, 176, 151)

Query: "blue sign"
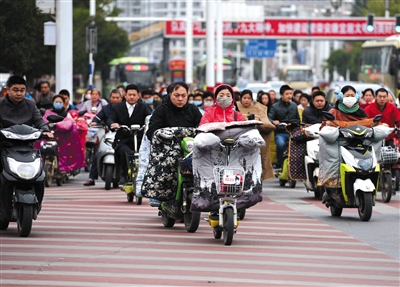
(245, 39, 277, 59)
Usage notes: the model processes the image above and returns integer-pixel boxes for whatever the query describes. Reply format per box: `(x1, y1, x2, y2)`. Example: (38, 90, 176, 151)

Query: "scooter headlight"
(356, 158, 373, 170)
(7, 157, 42, 180)
(341, 130, 354, 138)
(364, 129, 373, 138)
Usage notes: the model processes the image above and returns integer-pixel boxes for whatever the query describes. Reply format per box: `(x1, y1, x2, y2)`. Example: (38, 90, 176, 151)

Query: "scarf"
(338, 101, 359, 114)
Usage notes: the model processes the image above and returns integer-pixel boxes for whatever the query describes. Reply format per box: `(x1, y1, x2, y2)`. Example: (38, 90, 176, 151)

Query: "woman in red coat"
(199, 84, 244, 125)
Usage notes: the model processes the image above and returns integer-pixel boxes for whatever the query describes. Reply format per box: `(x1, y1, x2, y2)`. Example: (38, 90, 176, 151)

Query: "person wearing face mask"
(192, 93, 204, 114)
(142, 90, 155, 110)
(321, 85, 367, 127)
(51, 95, 68, 117)
(202, 91, 214, 111)
(42, 95, 86, 174)
(199, 84, 245, 125)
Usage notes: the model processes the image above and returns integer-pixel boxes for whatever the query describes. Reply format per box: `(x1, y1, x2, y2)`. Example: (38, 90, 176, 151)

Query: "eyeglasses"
(11, 89, 26, 94)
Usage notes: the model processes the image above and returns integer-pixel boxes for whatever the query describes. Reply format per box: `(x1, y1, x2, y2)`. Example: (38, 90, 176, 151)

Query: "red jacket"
(364, 102, 400, 140)
(199, 98, 245, 125)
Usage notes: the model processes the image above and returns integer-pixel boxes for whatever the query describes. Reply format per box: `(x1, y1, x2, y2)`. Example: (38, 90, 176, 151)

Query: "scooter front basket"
(380, 146, 398, 164)
(213, 166, 244, 196)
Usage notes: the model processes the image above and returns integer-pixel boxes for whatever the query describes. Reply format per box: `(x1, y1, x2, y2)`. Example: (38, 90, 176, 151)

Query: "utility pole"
(185, 0, 193, 85)
(216, 0, 223, 86)
(55, 0, 73, 94)
(88, 0, 96, 89)
(205, 1, 215, 91)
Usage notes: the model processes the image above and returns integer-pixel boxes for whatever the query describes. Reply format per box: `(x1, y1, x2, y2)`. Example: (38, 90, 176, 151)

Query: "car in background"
(326, 82, 397, 107)
(267, 80, 287, 96)
(243, 83, 272, 101)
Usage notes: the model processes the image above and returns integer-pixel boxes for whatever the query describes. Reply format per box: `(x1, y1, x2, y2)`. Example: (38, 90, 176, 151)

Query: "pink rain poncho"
(42, 110, 86, 172)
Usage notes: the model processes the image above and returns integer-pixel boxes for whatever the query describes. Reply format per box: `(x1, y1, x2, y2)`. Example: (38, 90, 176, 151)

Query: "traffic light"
(366, 13, 374, 32)
(395, 14, 400, 33)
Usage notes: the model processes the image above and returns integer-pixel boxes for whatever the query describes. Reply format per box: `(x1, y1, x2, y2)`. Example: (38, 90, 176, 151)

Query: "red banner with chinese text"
(164, 18, 399, 39)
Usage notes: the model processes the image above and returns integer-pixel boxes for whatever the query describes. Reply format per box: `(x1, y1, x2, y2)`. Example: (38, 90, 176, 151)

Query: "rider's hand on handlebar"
(91, 122, 97, 127)
(273, 120, 280, 125)
(111, 123, 119, 129)
(43, 132, 54, 139)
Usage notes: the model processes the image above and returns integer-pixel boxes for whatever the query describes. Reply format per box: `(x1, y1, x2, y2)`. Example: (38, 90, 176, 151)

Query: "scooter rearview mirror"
(46, 115, 64, 123)
(78, 110, 86, 117)
(373, 114, 382, 123)
(322, 111, 335, 121)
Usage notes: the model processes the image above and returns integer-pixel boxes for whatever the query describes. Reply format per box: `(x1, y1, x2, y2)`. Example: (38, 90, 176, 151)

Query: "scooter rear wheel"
(381, 173, 393, 203)
(223, 208, 234, 246)
(127, 193, 134, 202)
(184, 211, 200, 233)
(0, 220, 9, 230)
(238, 208, 246, 220)
(213, 228, 222, 239)
(161, 211, 175, 228)
(394, 169, 400, 192)
(135, 196, 142, 205)
(56, 177, 62, 186)
(44, 163, 53, 187)
(330, 205, 343, 217)
(17, 204, 33, 237)
(104, 165, 113, 190)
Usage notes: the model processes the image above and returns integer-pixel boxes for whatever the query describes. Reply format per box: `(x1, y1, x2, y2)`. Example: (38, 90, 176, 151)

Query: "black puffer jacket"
(146, 96, 202, 141)
(302, 101, 332, 124)
(268, 99, 300, 133)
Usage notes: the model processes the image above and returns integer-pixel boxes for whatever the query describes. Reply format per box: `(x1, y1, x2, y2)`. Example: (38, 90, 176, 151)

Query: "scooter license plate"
(223, 175, 235, 185)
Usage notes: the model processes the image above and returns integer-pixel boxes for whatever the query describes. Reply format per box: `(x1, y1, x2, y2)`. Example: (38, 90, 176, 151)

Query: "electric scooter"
(159, 128, 201, 233)
(207, 137, 245, 245)
(322, 112, 392, 221)
(0, 115, 63, 237)
(303, 123, 323, 198)
(97, 128, 118, 190)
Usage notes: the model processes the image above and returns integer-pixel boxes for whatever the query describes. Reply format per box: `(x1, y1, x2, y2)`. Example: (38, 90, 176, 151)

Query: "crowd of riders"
(1, 75, 400, 210)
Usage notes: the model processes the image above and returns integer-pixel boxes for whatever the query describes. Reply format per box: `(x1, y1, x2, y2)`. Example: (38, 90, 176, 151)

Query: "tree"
(72, 0, 129, 87)
(0, 0, 55, 85)
(362, 0, 400, 16)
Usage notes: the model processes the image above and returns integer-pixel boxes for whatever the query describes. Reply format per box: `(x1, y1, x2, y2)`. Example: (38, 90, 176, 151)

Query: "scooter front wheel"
(279, 179, 287, 187)
(17, 204, 33, 237)
(358, 192, 373, 221)
(289, 179, 296, 188)
(381, 173, 392, 203)
(223, 208, 234, 246)
(104, 165, 113, 190)
(184, 211, 200, 233)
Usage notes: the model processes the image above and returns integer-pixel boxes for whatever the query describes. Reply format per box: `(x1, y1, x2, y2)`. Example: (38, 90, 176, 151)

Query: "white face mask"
(216, 97, 233, 109)
(203, 101, 213, 107)
(342, 97, 357, 108)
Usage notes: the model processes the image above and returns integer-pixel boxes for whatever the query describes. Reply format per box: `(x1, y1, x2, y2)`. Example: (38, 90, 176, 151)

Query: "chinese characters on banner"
(164, 18, 399, 39)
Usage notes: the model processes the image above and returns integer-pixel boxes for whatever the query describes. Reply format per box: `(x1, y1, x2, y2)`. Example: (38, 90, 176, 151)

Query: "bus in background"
(279, 65, 315, 94)
(168, 58, 185, 82)
(108, 57, 157, 90)
(359, 35, 400, 98)
(196, 58, 237, 89)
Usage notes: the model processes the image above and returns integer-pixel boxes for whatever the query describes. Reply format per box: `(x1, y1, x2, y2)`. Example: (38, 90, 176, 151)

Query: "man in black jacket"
(146, 82, 202, 141)
(302, 91, 332, 125)
(268, 85, 299, 169)
(83, 89, 123, 186)
(109, 84, 151, 184)
(0, 75, 51, 136)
